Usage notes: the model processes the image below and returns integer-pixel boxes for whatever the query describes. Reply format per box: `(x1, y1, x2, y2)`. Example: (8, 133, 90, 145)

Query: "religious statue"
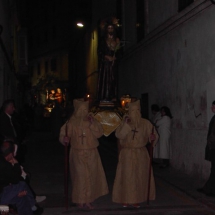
(97, 17, 121, 102)
(49, 90, 56, 101)
(55, 88, 63, 104)
(48, 88, 63, 104)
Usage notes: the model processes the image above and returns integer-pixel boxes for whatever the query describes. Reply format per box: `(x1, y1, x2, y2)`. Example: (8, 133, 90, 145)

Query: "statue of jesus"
(97, 17, 121, 102)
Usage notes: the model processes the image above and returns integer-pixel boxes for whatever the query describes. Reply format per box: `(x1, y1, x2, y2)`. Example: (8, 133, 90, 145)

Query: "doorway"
(141, 93, 149, 119)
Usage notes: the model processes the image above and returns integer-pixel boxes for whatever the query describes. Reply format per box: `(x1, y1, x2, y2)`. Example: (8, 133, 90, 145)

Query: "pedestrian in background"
(0, 99, 17, 144)
(153, 106, 172, 168)
(197, 100, 215, 197)
(151, 104, 162, 125)
(50, 101, 64, 139)
(0, 99, 27, 164)
(0, 141, 43, 215)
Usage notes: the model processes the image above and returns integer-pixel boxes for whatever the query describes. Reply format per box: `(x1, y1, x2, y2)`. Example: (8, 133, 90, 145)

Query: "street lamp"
(77, 22, 84, 27)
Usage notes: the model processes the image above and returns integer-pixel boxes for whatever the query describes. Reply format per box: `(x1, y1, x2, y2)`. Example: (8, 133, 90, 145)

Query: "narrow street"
(2, 0, 215, 213)
(23, 130, 215, 215)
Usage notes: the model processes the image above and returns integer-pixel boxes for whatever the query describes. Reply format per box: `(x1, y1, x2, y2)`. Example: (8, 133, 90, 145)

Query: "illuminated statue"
(49, 90, 56, 101)
(97, 17, 121, 101)
(55, 88, 63, 104)
(48, 88, 63, 104)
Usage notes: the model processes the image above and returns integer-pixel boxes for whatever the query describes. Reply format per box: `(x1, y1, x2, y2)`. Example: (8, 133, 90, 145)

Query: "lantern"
(120, 95, 131, 110)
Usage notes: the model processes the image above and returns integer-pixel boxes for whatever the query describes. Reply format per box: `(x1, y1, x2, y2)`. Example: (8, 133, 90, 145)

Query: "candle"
(121, 100, 125, 108)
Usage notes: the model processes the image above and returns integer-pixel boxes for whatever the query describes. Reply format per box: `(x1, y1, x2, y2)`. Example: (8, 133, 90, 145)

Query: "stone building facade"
(117, 0, 215, 179)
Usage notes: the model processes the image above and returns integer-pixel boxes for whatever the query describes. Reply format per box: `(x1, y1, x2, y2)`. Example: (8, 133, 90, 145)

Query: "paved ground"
(23, 130, 215, 215)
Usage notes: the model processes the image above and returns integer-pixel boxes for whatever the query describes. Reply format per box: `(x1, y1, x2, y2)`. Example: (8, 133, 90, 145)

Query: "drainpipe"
(122, 0, 126, 47)
(144, 0, 149, 37)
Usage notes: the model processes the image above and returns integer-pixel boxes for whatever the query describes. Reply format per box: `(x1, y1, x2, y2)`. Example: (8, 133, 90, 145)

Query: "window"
(29, 33, 33, 49)
(52, 26, 57, 40)
(136, 0, 145, 41)
(18, 34, 28, 66)
(178, 0, 194, 12)
(37, 63, 41, 75)
(44, 31, 48, 43)
(29, 65, 33, 77)
(45, 61, 49, 73)
(51, 58, 57, 72)
(141, 93, 149, 119)
(36, 35, 40, 47)
(52, 1, 56, 14)
(116, 0, 122, 39)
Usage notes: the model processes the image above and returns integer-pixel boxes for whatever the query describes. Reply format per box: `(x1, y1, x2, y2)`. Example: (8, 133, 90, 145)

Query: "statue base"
(92, 99, 119, 109)
(99, 100, 115, 108)
(90, 102, 127, 137)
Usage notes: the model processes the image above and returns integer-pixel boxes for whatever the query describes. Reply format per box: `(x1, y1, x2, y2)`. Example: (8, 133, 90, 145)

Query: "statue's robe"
(97, 37, 120, 101)
(59, 117, 108, 203)
(112, 118, 158, 204)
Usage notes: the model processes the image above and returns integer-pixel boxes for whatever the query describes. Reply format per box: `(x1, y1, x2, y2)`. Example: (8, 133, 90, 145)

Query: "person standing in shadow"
(151, 104, 162, 126)
(153, 106, 172, 168)
(0, 99, 27, 164)
(197, 100, 215, 197)
(50, 101, 63, 140)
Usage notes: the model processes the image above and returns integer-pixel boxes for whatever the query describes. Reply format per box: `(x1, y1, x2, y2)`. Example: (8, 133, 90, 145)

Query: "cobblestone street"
(23, 131, 215, 215)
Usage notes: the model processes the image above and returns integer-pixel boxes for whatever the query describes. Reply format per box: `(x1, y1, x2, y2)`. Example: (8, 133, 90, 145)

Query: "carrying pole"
(147, 126, 154, 205)
(64, 122, 69, 210)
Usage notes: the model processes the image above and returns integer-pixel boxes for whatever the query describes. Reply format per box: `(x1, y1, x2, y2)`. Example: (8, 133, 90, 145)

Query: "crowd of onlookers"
(0, 99, 46, 214)
(0, 98, 75, 214)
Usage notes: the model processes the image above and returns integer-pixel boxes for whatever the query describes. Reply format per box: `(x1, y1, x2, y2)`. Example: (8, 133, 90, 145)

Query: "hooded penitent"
(71, 99, 89, 126)
(59, 99, 108, 204)
(73, 99, 89, 116)
(112, 100, 158, 204)
(128, 100, 141, 128)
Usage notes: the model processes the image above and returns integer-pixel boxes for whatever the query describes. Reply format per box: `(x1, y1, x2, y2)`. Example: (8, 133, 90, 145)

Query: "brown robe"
(59, 117, 108, 203)
(112, 118, 158, 204)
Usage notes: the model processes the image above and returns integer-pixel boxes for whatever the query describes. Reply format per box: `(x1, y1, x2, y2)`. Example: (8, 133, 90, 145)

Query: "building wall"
(86, 30, 98, 98)
(123, 0, 137, 50)
(0, 0, 17, 106)
(148, 0, 178, 32)
(118, 0, 215, 179)
(30, 52, 69, 86)
(28, 1, 71, 86)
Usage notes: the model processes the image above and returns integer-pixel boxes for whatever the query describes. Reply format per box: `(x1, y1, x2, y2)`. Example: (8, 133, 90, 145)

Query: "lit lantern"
(85, 94, 93, 108)
(120, 95, 131, 110)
